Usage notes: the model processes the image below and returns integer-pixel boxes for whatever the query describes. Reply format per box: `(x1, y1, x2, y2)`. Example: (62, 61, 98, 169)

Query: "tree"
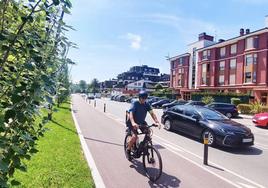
(79, 80, 87, 93)
(0, 0, 74, 186)
(88, 78, 100, 94)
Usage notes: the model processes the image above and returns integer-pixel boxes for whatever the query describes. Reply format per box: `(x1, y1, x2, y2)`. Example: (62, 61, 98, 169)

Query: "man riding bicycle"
(126, 90, 161, 160)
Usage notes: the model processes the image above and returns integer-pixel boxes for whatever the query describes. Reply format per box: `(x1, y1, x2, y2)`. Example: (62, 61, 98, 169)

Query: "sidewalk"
(239, 114, 253, 119)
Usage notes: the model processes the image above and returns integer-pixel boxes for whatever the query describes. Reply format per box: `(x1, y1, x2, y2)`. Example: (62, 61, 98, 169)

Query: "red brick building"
(197, 28, 268, 104)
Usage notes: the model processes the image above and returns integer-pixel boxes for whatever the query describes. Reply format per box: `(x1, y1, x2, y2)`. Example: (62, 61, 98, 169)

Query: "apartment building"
(169, 33, 215, 100)
(197, 27, 268, 104)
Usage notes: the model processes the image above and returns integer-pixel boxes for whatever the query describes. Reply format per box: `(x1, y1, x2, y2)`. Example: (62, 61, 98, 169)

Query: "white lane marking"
(71, 103, 106, 188)
(237, 182, 261, 188)
(161, 143, 183, 152)
(152, 139, 243, 188)
(155, 135, 266, 188)
(90, 103, 266, 188)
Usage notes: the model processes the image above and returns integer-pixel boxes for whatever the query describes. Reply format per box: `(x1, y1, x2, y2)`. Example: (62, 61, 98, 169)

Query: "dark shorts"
(126, 120, 148, 135)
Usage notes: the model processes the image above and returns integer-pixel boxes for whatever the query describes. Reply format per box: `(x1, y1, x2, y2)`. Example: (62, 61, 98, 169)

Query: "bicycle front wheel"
(142, 145, 162, 182)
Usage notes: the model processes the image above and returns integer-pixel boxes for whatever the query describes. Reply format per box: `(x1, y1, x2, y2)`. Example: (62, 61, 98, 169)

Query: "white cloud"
(123, 33, 142, 50)
(140, 13, 241, 44)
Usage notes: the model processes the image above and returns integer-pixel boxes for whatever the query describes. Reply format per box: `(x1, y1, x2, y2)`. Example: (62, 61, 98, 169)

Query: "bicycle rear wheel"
(124, 133, 132, 160)
(142, 145, 162, 182)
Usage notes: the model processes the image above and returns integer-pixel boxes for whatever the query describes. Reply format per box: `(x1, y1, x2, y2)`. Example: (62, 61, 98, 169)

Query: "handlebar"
(135, 124, 159, 135)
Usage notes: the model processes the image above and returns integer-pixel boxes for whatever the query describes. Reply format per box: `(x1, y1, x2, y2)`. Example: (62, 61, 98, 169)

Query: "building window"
(220, 47, 226, 57)
(246, 36, 258, 50)
(245, 54, 253, 66)
(201, 64, 207, 85)
(219, 75, 224, 85)
(202, 50, 210, 60)
(230, 59, 236, 69)
(245, 54, 257, 66)
(219, 61, 225, 71)
(178, 79, 181, 86)
(230, 44, 237, 54)
(253, 72, 256, 82)
(229, 74, 236, 85)
(171, 62, 175, 69)
(179, 58, 183, 65)
(245, 72, 251, 83)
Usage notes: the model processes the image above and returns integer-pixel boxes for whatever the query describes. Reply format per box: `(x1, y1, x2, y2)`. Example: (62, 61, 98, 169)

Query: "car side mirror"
(192, 114, 200, 122)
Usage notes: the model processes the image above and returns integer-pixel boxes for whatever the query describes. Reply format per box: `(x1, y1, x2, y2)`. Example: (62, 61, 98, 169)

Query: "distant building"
(168, 18, 268, 104)
(197, 27, 268, 104)
(169, 32, 215, 100)
(125, 79, 156, 94)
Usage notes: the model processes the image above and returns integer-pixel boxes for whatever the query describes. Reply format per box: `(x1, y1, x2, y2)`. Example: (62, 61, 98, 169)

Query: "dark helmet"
(138, 90, 148, 99)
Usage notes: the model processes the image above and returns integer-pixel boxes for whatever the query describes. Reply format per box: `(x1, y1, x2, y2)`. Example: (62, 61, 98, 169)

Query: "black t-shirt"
(129, 100, 152, 125)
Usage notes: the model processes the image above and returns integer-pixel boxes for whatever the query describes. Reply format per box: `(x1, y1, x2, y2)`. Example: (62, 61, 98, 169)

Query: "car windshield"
(198, 108, 228, 120)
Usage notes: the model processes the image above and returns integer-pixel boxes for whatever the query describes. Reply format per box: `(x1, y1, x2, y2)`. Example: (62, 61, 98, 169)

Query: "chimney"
(198, 32, 214, 41)
(240, 28, 244, 36)
(265, 15, 268, 27)
(246, 29, 250, 34)
(218, 39, 225, 43)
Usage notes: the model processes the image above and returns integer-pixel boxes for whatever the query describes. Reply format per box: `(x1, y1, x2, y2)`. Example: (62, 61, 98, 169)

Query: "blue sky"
(65, 0, 268, 83)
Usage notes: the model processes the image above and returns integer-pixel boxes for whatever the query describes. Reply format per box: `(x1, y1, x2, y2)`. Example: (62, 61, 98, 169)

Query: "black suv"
(206, 102, 239, 118)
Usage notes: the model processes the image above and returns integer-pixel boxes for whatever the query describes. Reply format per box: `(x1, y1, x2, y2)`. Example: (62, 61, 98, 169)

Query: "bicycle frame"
(129, 126, 154, 159)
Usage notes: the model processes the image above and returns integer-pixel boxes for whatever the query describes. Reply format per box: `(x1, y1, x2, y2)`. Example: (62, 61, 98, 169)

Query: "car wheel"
(202, 130, 215, 146)
(225, 112, 232, 118)
(164, 119, 172, 131)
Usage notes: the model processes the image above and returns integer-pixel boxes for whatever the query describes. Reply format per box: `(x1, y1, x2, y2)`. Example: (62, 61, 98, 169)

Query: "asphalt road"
(72, 94, 268, 188)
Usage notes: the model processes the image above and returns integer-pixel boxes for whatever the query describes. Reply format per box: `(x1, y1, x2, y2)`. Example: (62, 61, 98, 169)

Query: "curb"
(71, 103, 106, 188)
(239, 114, 253, 119)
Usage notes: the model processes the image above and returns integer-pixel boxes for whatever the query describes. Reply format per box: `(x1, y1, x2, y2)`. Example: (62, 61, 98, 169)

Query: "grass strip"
(12, 102, 95, 188)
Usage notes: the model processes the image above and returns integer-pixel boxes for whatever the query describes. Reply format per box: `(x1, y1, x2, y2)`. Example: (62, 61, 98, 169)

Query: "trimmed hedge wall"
(191, 92, 249, 103)
(237, 104, 268, 114)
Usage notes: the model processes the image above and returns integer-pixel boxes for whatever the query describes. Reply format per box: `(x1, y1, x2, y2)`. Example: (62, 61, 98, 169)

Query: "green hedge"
(192, 92, 249, 103)
(237, 104, 251, 114)
(231, 98, 241, 106)
(237, 104, 268, 114)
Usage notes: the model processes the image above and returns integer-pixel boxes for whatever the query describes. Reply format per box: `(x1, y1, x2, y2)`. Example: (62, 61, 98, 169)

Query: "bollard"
(94, 100, 96, 107)
(104, 103, 106, 112)
(203, 132, 209, 165)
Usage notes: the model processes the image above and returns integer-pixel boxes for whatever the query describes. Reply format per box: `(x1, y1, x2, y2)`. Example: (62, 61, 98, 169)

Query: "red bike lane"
(72, 95, 237, 188)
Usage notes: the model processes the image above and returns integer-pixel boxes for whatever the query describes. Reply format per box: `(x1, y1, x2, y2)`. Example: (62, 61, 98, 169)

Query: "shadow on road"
(72, 109, 78, 113)
(130, 159, 181, 188)
(169, 130, 262, 155)
(153, 144, 166, 150)
(84, 136, 124, 147)
(219, 146, 263, 155)
(256, 126, 268, 130)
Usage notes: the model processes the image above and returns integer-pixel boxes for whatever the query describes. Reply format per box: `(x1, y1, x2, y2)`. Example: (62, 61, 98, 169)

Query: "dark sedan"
(162, 100, 188, 110)
(161, 105, 254, 147)
(206, 102, 239, 118)
(152, 99, 172, 108)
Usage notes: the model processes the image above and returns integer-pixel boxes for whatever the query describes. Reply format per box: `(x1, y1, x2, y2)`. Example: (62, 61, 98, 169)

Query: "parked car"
(206, 102, 239, 118)
(161, 105, 254, 147)
(162, 100, 188, 110)
(87, 93, 95, 100)
(147, 97, 162, 105)
(152, 99, 172, 108)
(252, 112, 268, 127)
(185, 100, 206, 106)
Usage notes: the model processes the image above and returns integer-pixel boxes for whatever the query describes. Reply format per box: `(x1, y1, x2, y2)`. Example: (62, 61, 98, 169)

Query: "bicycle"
(124, 124, 162, 182)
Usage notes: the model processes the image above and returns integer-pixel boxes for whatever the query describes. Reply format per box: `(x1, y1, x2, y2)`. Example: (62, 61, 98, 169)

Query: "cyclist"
(126, 90, 161, 160)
